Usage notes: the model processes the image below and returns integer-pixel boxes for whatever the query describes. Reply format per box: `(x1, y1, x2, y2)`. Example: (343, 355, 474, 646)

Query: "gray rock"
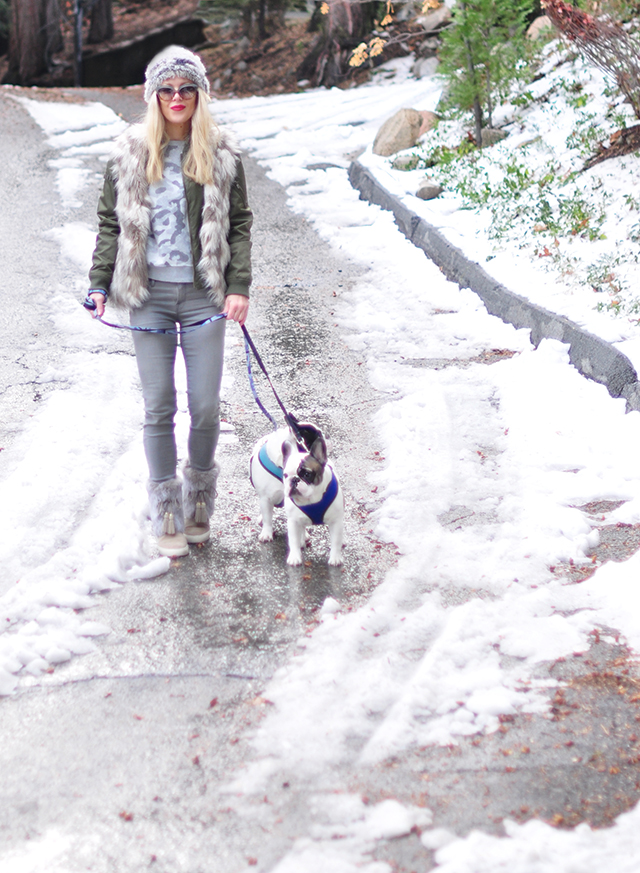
(481, 128, 508, 148)
(416, 5, 452, 33)
(236, 60, 248, 72)
(412, 56, 439, 80)
(392, 154, 420, 171)
(416, 178, 443, 200)
(373, 108, 423, 157)
(416, 36, 440, 57)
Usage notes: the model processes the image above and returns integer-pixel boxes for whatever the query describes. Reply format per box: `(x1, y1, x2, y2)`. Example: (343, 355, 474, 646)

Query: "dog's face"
(282, 435, 327, 501)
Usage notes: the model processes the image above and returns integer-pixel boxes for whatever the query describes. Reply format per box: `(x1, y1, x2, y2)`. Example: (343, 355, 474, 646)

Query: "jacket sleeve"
(225, 158, 253, 298)
(88, 164, 120, 293)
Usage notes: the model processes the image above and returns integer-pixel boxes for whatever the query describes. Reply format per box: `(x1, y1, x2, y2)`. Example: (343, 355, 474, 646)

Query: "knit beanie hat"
(144, 46, 210, 103)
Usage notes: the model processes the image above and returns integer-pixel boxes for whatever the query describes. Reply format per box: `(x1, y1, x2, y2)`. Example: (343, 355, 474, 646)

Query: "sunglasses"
(156, 85, 198, 102)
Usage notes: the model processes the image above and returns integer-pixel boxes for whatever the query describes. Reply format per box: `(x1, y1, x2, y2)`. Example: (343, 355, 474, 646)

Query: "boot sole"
(185, 529, 210, 544)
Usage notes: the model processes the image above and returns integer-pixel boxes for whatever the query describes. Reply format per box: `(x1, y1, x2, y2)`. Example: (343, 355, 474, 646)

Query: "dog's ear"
(282, 439, 292, 465)
(309, 435, 327, 466)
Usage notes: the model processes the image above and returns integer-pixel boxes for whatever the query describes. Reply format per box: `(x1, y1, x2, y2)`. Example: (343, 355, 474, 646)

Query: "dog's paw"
(286, 553, 303, 566)
(258, 529, 274, 543)
(328, 554, 343, 567)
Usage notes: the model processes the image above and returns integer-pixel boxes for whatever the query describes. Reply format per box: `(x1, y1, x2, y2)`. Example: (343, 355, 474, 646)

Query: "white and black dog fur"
(249, 423, 344, 565)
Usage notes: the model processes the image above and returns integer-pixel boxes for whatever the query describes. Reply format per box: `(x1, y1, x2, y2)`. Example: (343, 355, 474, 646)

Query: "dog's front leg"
(286, 517, 306, 565)
(258, 497, 275, 542)
(327, 521, 344, 566)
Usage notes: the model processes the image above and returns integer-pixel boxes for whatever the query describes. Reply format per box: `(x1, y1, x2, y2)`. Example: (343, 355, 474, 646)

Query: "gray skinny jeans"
(131, 279, 225, 483)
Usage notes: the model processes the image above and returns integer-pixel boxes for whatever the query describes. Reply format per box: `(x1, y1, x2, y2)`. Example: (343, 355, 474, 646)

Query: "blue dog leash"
(240, 324, 305, 445)
(83, 297, 303, 440)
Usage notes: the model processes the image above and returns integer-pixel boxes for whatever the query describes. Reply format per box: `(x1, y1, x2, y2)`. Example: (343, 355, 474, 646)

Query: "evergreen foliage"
(438, 0, 534, 145)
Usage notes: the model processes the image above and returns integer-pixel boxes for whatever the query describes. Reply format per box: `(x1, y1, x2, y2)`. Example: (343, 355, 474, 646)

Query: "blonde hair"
(145, 88, 216, 186)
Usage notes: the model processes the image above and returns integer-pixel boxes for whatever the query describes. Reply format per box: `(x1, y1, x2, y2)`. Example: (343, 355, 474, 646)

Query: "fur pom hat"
(144, 45, 210, 103)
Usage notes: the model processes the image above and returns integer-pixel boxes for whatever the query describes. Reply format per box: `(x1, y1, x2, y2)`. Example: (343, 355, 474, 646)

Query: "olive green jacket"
(88, 124, 253, 310)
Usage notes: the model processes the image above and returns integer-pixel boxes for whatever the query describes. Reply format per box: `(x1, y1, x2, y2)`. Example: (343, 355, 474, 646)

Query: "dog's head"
(282, 434, 328, 501)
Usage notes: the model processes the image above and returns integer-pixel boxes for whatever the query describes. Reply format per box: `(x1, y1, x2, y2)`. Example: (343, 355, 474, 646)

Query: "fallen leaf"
(119, 811, 134, 821)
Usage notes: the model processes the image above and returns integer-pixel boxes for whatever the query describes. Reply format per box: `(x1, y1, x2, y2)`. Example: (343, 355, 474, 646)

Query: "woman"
(86, 46, 252, 558)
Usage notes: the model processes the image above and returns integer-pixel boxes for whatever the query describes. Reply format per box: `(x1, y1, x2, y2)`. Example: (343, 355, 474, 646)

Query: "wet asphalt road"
(3, 87, 640, 871)
(0, 90, 70, 455)
(0, 89, 395, 870)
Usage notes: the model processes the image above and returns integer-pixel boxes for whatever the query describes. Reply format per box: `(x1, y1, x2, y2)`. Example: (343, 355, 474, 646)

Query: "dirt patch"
(199, 20, 318, 99)
(346, 640, 640, 873)
(551, 499, 640, 585)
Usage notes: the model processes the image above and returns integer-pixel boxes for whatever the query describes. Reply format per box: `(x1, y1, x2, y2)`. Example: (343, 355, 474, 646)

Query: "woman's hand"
(224, 294, 249, 326)
(88, 292, 106, 317)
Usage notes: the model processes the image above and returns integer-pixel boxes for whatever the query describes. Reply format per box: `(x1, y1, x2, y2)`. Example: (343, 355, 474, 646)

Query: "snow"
(5, 39, 640, 870)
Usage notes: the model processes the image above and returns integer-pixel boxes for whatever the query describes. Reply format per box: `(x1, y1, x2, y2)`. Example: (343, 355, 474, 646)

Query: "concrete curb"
(348, 160, 640, 412)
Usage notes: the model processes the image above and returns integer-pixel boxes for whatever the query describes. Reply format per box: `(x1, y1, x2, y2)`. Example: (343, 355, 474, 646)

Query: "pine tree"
(438, 0, 533, 147)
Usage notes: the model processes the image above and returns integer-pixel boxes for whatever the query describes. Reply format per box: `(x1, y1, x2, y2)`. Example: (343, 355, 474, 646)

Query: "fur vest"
(107, 123, 240, 310)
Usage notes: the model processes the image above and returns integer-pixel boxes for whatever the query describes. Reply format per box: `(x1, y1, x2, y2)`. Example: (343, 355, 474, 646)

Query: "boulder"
(481, 128, 508, 148)
(412, 56, 439, 80)
(415, 5, 452, 33)
(419, 110, 439, 137)
(416, 178, 443, 201)
(373, 108, 423, 157)
(527, 15, 554, 40)
(416, 36, 440, 58)
(392, 154, 420, 171)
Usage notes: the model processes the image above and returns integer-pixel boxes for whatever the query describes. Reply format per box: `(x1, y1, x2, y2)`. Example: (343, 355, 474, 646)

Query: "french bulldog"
(249, 423, 344, 566)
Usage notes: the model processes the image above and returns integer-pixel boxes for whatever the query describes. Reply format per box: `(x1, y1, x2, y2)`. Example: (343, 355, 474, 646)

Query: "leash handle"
(86, 309, 226, 335)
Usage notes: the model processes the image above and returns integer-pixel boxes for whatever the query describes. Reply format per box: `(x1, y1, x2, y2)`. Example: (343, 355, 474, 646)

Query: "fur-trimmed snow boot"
(183, 461, 219, 544)
(147, 477, 189, 558)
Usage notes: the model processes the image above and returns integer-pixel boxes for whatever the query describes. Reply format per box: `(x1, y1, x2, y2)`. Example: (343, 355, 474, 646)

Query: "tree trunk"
(44, 0, 63, 58)
(88, 0, 114, 44)
(4, 0, 55, 84)
(460, 7, 483, 147)
(298, 0, 376, 88)
(258, 0, 267, 40)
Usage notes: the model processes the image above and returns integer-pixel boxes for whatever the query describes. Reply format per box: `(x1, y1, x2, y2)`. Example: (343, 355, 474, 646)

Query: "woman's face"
(156, 76, 198, 132)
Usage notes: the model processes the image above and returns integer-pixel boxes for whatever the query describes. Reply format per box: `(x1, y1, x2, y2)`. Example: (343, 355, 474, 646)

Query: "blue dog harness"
(296, 470, 339, 526)
(258, 442, 283, 482)
(252, 443, 339, 525)
(251, 442, 284, 508)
